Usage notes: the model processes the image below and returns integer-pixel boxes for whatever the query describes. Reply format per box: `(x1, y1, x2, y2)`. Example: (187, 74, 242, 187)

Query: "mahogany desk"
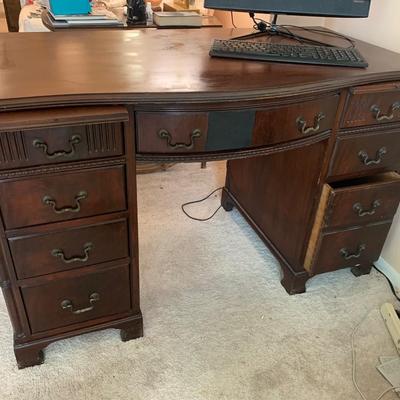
(0, 28, 399, 368)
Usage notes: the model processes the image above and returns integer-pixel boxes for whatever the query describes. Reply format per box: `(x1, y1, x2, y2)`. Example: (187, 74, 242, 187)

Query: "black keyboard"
(210, 39, 368, 68)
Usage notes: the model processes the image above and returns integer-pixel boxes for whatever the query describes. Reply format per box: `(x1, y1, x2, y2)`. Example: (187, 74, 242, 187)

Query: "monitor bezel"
(204, 1, 371, 18)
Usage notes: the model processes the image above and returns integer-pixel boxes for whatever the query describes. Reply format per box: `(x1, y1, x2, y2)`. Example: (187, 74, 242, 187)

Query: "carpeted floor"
(0, 161, 399, 400)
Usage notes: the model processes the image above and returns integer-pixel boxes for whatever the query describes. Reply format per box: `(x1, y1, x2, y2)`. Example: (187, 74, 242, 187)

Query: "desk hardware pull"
(371, 102, 400, 121)
(158, 129, 201, 150)
(340, 244, 366, 260)
(61, 292, 100, 315)
(33, 135, 82, 159)
(51, 242, 93, 264)
(358, 147, 387, 166)
(43, 191, 87, 214)
(353, 200, 381, 217)
(296, 112, 325, 135)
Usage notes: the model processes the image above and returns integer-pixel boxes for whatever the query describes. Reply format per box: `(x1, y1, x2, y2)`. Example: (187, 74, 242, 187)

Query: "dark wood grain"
(136, 112, 208, 153)
(0, 122, 124, 170)
(0, 28, 400, 368)
(252, 94, 339, 146)
(325, 173, 400, 229)
(1, 29, 400, 109)
(328, 127, 400, 179)
(22, 263, 131, 333)
(226, 138, 329, 273)
(9, 218, 129, 279)
(310, 222, 392, 275)
(343, 82, 400, 128)
(0, 166, 127, 229)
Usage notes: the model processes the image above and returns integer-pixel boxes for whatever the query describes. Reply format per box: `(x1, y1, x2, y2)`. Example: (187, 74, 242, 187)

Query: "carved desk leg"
(14, 343, 45, 369)
(351, 264, 373, 277)
(280, 261, 310, 295)
(119, 314, 144, 342)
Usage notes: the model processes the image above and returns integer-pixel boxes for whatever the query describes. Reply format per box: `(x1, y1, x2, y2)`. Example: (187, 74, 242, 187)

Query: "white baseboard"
(375, 256, 400, 297)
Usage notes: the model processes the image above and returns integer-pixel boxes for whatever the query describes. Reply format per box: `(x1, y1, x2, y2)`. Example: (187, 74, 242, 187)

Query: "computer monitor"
(204, 0, 371, 18)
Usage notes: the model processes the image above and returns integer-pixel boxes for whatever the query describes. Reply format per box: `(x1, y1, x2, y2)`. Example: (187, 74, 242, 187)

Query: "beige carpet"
(0, 161, 399, 400)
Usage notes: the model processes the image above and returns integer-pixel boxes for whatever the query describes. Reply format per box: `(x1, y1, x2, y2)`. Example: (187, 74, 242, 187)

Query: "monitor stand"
(231, 13, 335, 48)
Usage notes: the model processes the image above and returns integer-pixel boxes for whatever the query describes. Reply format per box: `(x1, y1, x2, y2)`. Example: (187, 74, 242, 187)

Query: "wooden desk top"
(0, 28, 400, 109)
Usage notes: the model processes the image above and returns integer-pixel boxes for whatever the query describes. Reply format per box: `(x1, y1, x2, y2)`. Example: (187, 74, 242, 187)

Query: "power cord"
(181, 187, 224, 222)
(373, 266, 400, 302)
(230, 11, 237, 28)
(247, 13, 355, 49)
(351, 309, 400, 400)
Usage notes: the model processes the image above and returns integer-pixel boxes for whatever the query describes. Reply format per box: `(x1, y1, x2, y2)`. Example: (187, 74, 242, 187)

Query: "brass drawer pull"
(371, 102, 400, 122)
(358, 147, 387, 166)
(33, 135, 82, 159)
(43, 191, 87, 214)
(158, 129, 201, 150)
(353, 200, 381, 217)
(296, 112, 325, 135)
(61, 292, 100, 315)
(340, 244, 366, 260)
(51, 242, 93, 264)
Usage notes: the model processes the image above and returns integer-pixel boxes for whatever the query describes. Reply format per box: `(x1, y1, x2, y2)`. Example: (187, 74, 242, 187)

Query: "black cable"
(230, 11, 237, 28)
(246, 14, 355, 49)
(181, 187, 224, 222)
(373, 266, 400, 302)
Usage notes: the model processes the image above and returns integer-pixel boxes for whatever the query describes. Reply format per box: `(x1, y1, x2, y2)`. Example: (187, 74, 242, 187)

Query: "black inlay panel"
(206, 111, 255, 151)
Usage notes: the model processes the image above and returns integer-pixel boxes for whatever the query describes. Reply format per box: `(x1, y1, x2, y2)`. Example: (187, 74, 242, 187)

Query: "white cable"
(351, 308, 400, 400)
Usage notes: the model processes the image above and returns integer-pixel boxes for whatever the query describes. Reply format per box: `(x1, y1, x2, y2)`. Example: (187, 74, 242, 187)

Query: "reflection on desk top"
(0, 28, 400, 108)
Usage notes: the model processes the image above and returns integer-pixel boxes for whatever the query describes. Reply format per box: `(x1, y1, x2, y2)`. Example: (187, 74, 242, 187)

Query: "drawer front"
(329, 129, 400, 178)
(0, 166, 126, 229)
(252, 95, 339, 146)
(343, 82, 400, 128)
(9, 219, 129, 279)
(22, 264, 131, 333)
(326, 174, 400, 229)
(0, 123, 124, 170)
(312, 222, 392, 274)
(136, 112, 209, 153)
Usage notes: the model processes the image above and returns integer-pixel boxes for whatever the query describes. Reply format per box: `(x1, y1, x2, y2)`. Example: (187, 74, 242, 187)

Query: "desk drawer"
(252, 95, 339, 146)
(0, 166, 126, 229)
(343, 82, 400, 128)
(9, 218, 129, 279)
(0, 106, 127, 170)
(22, 264, 131, 334)
(328, 128, 400, 178)
(310, 222, 391, 275)
(324, 173, 400, 229)
(136, 112, 208, 153)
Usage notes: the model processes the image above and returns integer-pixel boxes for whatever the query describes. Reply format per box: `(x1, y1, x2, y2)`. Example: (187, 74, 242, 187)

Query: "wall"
(325, 0, 400, 53)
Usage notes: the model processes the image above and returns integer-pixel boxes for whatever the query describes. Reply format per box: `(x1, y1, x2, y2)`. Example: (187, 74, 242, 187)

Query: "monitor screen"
(204, 0, 371, 18)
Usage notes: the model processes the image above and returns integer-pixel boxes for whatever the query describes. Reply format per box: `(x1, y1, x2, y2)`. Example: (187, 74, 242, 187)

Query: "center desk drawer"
(9, 218, 129, 279)
(252, 95, 339, 146)
(136, 112, 209, 153)
(136, 95, 339, 154)
(22, 263, 131, 334)
(329, 128, 400, 178)
(0, 166, 126, 229)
